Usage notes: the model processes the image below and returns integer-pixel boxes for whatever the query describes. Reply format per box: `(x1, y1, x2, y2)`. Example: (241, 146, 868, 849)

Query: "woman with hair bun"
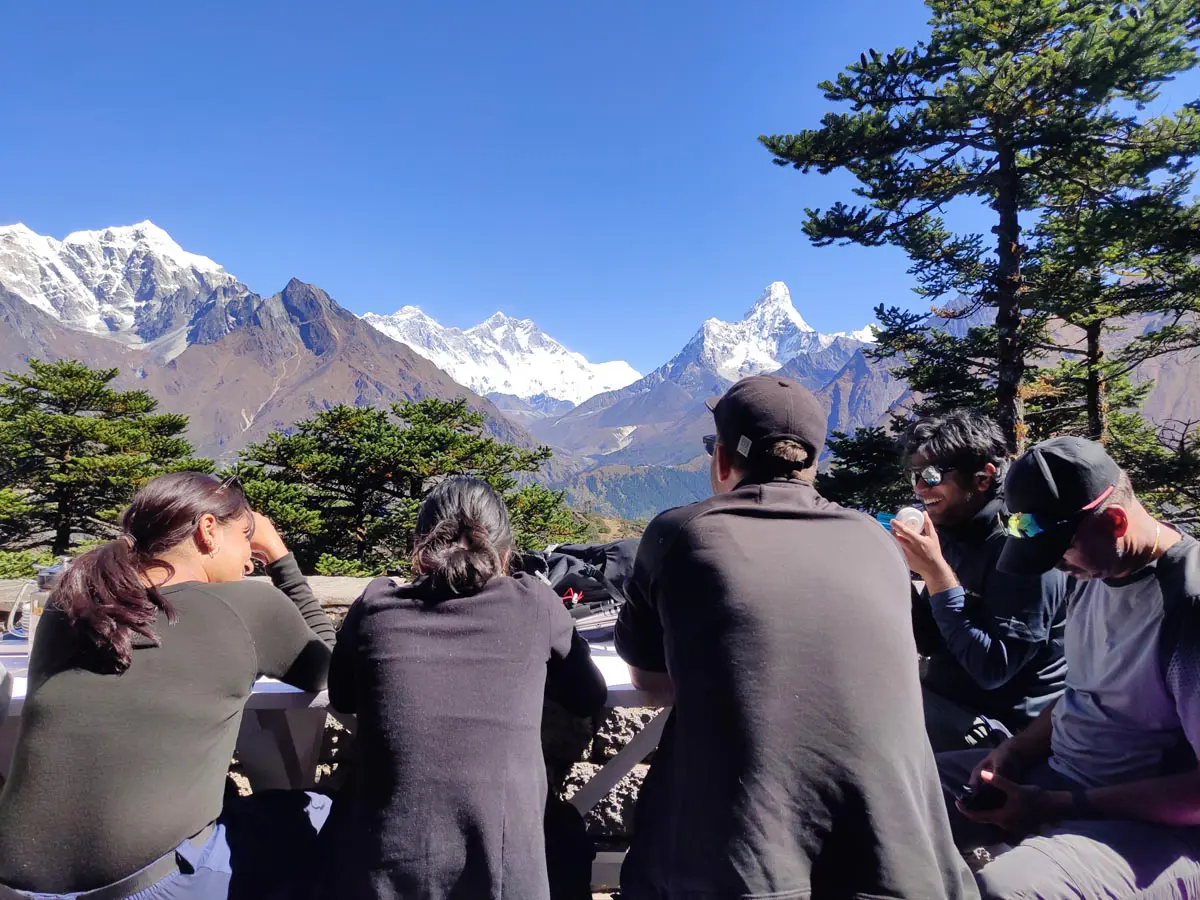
(326, 476, 608, 900)
(0, 472, 336, 899)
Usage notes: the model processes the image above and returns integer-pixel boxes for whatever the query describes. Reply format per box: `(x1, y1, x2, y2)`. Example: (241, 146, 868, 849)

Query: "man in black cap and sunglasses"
(614, 375, 975, 900)
(937, 436, 1200, 898)
(894, 412, 1069, 752)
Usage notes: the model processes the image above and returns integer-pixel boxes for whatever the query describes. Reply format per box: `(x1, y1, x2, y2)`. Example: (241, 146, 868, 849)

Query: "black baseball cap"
(997, 436, 1123, 576)
(705, 375, 827, 465)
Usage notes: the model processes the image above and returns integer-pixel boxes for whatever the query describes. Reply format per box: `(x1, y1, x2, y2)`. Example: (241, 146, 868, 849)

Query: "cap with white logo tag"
(706, 375, 827, 466)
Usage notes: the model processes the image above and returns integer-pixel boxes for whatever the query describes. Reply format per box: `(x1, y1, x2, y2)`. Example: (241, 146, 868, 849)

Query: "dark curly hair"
(903, 411, 1009, 495)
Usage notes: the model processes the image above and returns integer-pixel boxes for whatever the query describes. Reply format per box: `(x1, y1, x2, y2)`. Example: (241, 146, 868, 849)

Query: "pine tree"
(816, 424, 913, 515)
(1143, 418, 1200, 535)
(236, 398, 587, 573)
(0, 489, 33, 547)
(1022, 127, 1200, 437)
(761, 0, 1200, 450)
(0, 359, 209, 553)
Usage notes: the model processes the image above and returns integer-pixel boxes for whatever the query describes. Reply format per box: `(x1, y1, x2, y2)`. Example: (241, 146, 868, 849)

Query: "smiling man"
(938, 436, 1200, 898)
(893, 412, 1069, 751)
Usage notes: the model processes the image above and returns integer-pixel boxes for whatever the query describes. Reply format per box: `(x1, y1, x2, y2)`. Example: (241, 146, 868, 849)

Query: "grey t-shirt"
(1051, 533, 1200, 787)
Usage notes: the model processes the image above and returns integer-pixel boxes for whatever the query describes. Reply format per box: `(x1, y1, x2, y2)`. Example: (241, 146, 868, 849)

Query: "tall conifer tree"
(762, 0, 1200, 450)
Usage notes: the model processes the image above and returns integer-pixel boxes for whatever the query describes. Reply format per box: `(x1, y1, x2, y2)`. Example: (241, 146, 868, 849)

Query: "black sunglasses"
(702, 434, 718, 456)
(910, 464, 958, 488)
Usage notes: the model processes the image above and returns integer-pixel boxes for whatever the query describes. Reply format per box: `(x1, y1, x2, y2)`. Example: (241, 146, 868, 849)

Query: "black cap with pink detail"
(998, 436, 1122, 575)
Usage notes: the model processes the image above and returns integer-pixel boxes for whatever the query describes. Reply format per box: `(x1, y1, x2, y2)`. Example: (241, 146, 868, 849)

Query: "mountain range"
(363, 306, 641, 406)
(0, 222, 531, 465)
(526, 283, 881, 469)
(2, 221, 1195, 521)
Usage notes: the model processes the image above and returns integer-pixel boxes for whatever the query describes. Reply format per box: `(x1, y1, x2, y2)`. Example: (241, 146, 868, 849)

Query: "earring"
(209, 545, 220, 559)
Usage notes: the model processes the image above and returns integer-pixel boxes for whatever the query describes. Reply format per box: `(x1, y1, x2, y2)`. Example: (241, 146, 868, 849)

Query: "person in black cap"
(893, 411, 1069, 751)
(937, 436, 1200, 898)
(614, 374, 977, 900)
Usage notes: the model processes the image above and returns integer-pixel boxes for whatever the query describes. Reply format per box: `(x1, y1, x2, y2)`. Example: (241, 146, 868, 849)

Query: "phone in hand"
(956, 781, 1007, 811)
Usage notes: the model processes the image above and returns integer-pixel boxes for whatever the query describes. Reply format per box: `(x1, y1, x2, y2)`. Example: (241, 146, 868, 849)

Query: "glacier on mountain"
(673, 281, 874, 383)
(0, 220, 235, 341)
(362, 306, 641, 406)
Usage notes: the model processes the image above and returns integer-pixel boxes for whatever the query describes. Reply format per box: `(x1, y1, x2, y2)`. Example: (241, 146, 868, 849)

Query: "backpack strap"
(1156, 537, 1200, 682)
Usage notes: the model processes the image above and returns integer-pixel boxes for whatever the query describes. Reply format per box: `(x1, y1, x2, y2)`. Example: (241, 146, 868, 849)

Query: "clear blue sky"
(1, 1, 1196, 374)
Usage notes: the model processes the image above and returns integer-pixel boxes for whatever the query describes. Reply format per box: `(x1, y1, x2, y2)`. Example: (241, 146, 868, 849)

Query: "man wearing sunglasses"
(614, 375, 975, 900)
(937, 436, 1200, 898)
(894, 413, 1069, 752)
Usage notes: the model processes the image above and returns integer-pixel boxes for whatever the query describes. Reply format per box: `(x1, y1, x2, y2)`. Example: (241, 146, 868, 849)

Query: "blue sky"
(1, 2, 1196, 374)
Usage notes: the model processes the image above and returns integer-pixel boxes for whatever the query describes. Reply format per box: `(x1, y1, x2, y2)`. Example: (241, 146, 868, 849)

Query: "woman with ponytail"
(326, 476, 607, 900)
(0, 472, 335, 899)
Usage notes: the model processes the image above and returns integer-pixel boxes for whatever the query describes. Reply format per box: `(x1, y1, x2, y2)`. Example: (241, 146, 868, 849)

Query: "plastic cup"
(895, 507, 926, 530)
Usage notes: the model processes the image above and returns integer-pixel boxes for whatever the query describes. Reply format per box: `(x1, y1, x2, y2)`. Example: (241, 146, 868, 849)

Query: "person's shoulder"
(164, 579, 297, 639)
(359, 575, 406, 602)
(792, 491, 916, 574)
(503, 570, 558, 600)
(636, 497, 721, 562)
(1169, 534, 1200, 588)
(174, 577, 284, 607)
(1158, 534, 1200, 611)
(804, 490, 883, 523)
(647, 496, 715, 531)
(342, 576, 423, 618)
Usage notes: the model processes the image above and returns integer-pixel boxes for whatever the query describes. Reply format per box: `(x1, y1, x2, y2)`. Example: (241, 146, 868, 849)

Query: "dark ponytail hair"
(412, 476, 513, 596)
(51, 472, 252, 674)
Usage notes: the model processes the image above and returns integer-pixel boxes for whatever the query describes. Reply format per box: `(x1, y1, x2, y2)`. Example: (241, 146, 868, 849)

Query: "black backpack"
(515, 539, 640, 641)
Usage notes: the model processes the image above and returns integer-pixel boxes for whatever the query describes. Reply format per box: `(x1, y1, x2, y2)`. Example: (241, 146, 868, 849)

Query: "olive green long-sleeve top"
(0, 554, 334, 893)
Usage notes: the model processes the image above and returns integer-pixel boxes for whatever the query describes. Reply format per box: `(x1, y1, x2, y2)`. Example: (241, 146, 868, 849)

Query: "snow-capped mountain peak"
(676, 281, 853, 383)
(363, 307, 641, 406)
(834, 324, 878, 344)
(63, 220, 225, 276)
(743, 281, 814, 334)
(0, 220, 236, 341)
(474, 311, 533, 331)
(468, 312, 547, 353)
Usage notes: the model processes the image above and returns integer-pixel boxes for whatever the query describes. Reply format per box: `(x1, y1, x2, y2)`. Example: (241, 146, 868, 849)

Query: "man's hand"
(250, 512, 289, 566)
(891, 513, 957, 593)
(969, 739, 1032, 786)
(958, 770, 1072, 835)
